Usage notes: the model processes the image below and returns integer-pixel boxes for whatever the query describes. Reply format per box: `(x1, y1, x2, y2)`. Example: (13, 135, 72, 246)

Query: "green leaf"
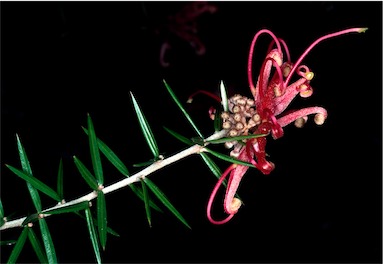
(199, 153, 224, 183)
(87, 114, 104, 185)
(130, 92, 160, 158)
(199, 153, 241, 200)
(205, 133, 267, 144)
(133, 159, 156, 168)
(213, 107, 222, 132)
(28, 228, 48, 264)
(22, 213, 39, 226)
(0, 198, 4, 227)
(83, 127, 130, 176)
(143, 177, 191, 229)
(1, 240, 17, 246)
(75, 211, 120, 237)
(73, 156, 99, 190)
(57, 159, 64, 201)
(141, 180, 152, 227)
(7, 227, 29, 264)
(163, 126, 194, 145)
(129, 184, 163, 213)
(16, 134, 42, 212)
(204, 148, 256, 168)
(85, 208, 102, 264)
(97, 191, 107, 250)
(44, 201, 90, 215)
(39, 218, 57, 264)
(191, 137, 205, 146)
(163, 80, 203, 138)
(220, 80, 229, 112)
(6, 165, 61, 202)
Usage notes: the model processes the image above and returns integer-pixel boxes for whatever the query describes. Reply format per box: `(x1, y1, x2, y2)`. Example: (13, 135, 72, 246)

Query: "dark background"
(1, 1, 382, 263)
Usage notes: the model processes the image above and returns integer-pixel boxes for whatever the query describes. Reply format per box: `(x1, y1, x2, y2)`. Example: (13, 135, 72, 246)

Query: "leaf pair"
(6, 135, 57, 263)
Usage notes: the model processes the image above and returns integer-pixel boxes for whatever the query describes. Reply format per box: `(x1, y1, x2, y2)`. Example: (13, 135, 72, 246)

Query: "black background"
(1, 1, 382, 263)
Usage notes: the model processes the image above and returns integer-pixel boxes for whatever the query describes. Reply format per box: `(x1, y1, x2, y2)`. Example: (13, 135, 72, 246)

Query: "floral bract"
(204, 27, 367, 224)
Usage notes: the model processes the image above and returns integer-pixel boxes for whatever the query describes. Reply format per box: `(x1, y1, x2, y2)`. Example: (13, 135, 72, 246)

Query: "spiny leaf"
(75, 211, 120, 237)
(85, 207, 102, 264)
(133, 159, 156, 168)
(44, 201, 90, 215)
(130, 92, 160, 158)
(1, 240, 17, 246)
(141, 180, 152, 227)
(204, 133, 267, 144)
(22, 213, 39, 226)
(83, 127, 129, 176)
(6, 165, 61, 202)
(163, 80, 203, 138)
(57, 159, 64, 201)
(97, 191, 107, 251)
(82, 128, 161, 212)
(199, 153, 241, 200)
(213, 107, 222, 132)
(39, 218, 57, 264)
(163, 126, 194, 145)
(129, 184, 163, 213)
(87, 114, 104, 185)
(73, 156, 99, 190)
(7, 227, 29, 264)
(220, 80, 229, 112)
(143, 177, 191, 229)
(16, 134, 42, 212)
(28, 228, 48, 264)
(203, 148, 256, 168)
(0, 198, 4, 227)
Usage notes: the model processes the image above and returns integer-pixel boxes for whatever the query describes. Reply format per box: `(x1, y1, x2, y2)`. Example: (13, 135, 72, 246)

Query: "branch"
(0, 130, 227, 231)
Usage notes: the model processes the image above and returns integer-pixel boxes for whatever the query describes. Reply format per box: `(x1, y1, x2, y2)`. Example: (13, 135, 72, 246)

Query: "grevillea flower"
(203, 27, 367, 224)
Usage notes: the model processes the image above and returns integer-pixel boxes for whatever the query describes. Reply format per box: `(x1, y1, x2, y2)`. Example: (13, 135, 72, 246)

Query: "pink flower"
(206, 27, 367, 224)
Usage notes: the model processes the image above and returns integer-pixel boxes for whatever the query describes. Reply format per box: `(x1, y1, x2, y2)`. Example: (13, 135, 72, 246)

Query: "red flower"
(206, 27, 367, 224)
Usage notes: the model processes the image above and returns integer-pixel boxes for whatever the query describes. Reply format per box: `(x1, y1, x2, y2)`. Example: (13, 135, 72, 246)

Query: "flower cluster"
(205, 27, 367, 224)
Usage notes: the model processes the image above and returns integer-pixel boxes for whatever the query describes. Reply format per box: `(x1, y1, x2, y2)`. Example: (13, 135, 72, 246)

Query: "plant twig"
(0, 130, 227, 231)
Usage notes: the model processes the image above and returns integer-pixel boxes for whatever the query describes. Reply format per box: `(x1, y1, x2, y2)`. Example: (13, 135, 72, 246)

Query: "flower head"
(206, 27, 367, 224)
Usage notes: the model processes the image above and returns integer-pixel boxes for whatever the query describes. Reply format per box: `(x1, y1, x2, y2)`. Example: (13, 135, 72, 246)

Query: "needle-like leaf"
(16, 134, 42, 212)
(199, 153, 241, 200)
(22, 213, 39, 226)
(0, 240, 17, 246)
(203, 148, 256, 168)
(163, 80, 203, 138)
(82, 127, 129, 176)
(73, 156, 99, 190)
(85, 207, 102, 264)
(7, 227, 29, 264)
(220, 80, 229, 112)
(87, 114, 104, 185)
(75, 211, 120, 237)
(97, 191, 107, 251)
(205, 133, 267, 144)
(143, 177, 191, 229)
(82, 127, 161, 212)
(0, 198, 4, 227)
(39, 218, 57, 264)
(141, 180, 152, 227)
(44, 201, 90, 215)
(163, 126, 194, 145)
(6, 165, 61, 202)
(130, 92, 160, 158)
(213, 107, 222, 132)
(57, 159, 64, 201)
(28, 228, 48, 264)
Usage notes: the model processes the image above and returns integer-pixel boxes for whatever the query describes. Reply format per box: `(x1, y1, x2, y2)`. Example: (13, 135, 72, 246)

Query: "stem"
(0, 130, 228, 231)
